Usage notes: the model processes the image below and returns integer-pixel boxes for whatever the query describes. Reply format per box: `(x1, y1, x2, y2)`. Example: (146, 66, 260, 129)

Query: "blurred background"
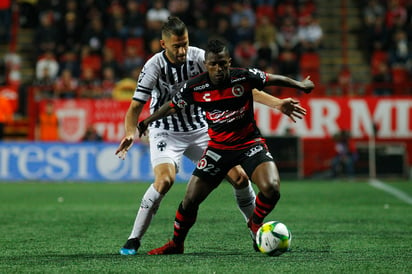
(0, 0, 411, 182)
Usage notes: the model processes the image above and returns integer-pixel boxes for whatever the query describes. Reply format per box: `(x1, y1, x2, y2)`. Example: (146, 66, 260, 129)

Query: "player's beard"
(175, 54, 186, 64)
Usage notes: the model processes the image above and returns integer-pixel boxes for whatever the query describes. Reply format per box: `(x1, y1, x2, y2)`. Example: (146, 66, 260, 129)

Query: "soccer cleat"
(248, 218, 262, 252)
(147, 240, 184, 255)
(119, 238, 140, 255)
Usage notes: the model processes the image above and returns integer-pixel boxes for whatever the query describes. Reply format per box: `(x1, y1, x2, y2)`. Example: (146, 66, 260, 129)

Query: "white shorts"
(148, 127, 210, 173)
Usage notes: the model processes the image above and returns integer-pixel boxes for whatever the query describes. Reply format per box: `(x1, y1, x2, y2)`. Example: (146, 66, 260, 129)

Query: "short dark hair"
(205, 39, 229, 58)
(161, 16, 187, 38)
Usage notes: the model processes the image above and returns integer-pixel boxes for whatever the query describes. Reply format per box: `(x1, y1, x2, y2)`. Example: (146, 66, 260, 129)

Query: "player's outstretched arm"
(252, 89, 306, 123)
(137, 100, 177, 137)
(266, 74, 315, 93)
(115, 100, 144, 160)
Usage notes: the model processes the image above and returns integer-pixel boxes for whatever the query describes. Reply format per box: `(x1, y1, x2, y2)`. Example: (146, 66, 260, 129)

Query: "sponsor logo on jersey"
(232, 77, 246, 83)
(245, 145, 264, 157)
(194, 83, 210, 91)
(208, 106, 247, 124)
(154, 132, 169, 139)
(206, 150, 222, 162)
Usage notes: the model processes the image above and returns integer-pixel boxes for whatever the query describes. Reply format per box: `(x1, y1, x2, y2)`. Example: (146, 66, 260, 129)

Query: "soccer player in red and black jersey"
(138, 39, 314, 254)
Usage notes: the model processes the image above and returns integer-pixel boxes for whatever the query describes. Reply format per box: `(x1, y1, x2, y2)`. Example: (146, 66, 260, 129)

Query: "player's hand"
(115, 136, 134, 160)
(301, 76, 315, 93)
(279, 98, 307, 123)
(137, 120, 148, 138)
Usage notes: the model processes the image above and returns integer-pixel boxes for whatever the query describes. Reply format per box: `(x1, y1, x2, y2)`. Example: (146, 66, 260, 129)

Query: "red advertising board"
(253, 96, 412, 176)
(38, 99, 150, 142)
(39, 97, 412, 176)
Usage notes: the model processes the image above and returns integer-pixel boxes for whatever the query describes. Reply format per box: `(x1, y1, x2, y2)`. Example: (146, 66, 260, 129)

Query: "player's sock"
(234, 180, 256, 222)
(252, 191, 280, 225)
(172, 202, 198, 245)
(128, 184, 164, 240)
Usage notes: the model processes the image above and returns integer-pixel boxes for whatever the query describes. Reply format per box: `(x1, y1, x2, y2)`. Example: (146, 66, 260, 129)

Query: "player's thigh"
(240, 143, 280, 193)
(251, 161, 280, 194)
(182, 129, 209, 163)
(149, 129, 186, 172)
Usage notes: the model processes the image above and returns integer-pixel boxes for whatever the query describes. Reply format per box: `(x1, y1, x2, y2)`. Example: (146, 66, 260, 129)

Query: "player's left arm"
(252, 89, 307, 123)
(266, 74, 315, 93)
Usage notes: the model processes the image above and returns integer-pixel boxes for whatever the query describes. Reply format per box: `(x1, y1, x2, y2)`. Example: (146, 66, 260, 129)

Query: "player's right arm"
(116, 55, 161, 159)
(116, 100, 145, 160)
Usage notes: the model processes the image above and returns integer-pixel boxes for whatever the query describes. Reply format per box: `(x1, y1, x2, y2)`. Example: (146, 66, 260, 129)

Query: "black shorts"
(193, 142, 274, 185)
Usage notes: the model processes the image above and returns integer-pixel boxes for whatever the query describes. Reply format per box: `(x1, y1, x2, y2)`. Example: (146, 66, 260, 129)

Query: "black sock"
(173, 202, 198, 244)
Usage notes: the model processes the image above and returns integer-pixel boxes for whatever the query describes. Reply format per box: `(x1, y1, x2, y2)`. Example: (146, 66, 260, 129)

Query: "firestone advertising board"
(0, 142, 195, 182)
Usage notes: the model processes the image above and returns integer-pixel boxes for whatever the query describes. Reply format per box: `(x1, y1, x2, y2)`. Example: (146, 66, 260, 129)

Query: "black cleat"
(119, 238, 140, 255)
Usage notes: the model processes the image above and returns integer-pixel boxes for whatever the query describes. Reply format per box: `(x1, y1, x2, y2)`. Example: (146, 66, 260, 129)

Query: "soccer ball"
(256, 221, 292, 256)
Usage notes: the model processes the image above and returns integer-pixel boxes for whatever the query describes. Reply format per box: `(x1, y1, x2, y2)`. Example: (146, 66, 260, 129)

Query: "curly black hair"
(205, 39, 229, 56)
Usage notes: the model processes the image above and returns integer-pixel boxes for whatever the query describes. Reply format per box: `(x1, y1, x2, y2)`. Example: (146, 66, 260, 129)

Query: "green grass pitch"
(1, 179, 411, 273)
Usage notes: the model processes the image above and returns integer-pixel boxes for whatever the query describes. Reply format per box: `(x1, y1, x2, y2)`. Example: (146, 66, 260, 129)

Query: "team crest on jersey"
(232, 84, 244, 97)
(197, 158, 208, 169)
(157, 141, 167, 151)
(176, 99, 187, 108)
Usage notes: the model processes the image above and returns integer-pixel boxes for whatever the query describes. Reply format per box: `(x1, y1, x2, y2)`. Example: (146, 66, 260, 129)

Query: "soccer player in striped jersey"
(116, 17, 291, 255)
(139, 39, 314, 254)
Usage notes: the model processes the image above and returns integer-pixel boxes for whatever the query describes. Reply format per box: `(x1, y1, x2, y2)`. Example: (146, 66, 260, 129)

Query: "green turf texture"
(1, 180, 411, 273)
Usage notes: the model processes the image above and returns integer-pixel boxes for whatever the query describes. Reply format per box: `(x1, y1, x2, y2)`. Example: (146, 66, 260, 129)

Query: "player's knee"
(226, 169, 249, 189)
(232, 174, 249, 189)
(154, 175, 175, 194)
(259, 178, 280, 200)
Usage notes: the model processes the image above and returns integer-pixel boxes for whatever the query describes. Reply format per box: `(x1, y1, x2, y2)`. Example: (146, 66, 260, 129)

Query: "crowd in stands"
(2, 0, 412, 101)
(362, 0, 412, 95)
(14, 0, 321, 100)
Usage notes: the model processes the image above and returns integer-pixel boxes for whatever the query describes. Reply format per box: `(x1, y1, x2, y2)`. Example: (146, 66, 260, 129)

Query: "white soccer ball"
(256, 221, 292, 256)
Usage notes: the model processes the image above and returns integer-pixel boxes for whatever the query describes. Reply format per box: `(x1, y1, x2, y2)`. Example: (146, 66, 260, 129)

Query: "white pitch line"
(368, 179, 412, 205)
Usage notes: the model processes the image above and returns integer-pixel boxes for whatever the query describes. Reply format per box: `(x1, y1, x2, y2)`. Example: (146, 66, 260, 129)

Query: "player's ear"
(160, 40, 166, 49)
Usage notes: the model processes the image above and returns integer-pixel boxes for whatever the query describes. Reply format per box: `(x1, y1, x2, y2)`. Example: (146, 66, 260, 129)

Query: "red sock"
(252, 192, 280, 224)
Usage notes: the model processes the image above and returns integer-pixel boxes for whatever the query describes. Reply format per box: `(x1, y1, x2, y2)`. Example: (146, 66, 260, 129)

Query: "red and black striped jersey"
(172, 67, 268, 150)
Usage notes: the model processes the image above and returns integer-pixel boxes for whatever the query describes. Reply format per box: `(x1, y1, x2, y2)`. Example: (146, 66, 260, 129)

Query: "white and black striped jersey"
(132, 47, 207, 132)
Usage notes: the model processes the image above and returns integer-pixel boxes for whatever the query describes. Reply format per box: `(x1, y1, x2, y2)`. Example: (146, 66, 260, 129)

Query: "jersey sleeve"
(171, 82, 194, 110)
(132, 57, 160, 103)
(247, 68, 268, 90)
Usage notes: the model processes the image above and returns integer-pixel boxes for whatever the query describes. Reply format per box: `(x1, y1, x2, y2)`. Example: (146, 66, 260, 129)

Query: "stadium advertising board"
(0, 142, 195, 182)
(40, 97, 412, 142)
(31, 97, 412, 178)
(254, 97, 412, 139)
